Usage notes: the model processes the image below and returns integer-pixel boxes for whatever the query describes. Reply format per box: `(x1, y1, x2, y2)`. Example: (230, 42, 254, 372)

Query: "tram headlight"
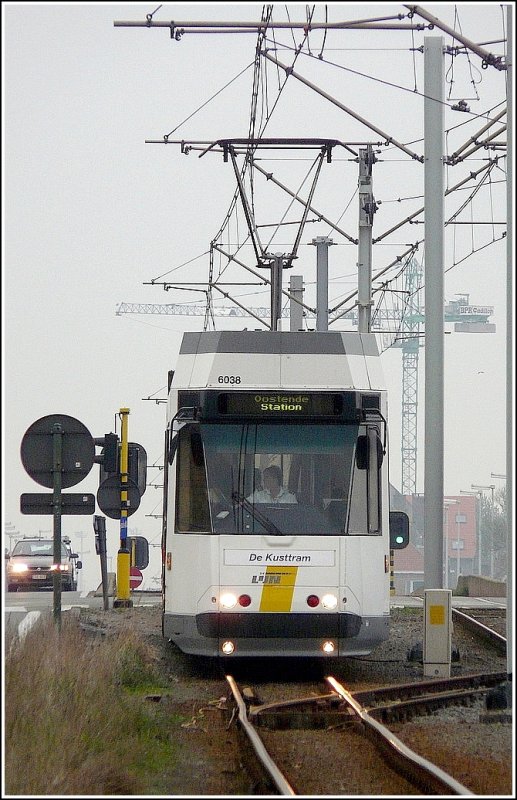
(321, 593, 338, 610)
(322, 641, 335, 654)
(221, 641, 235, 655)
(220, 592, 237, 609)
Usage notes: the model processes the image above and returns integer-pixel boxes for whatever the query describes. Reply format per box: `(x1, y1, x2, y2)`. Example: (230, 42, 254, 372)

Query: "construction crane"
(116, 302, 315, 319)
(117, 284, 495, 497)
(115, 302, 357, 322)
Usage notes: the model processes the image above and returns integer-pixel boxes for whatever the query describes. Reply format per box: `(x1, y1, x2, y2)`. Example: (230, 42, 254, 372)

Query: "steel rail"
(452, 608, 507, 655)
(326, 676, 472, 795)
(225, 675, 296, 796)
(351, 671, 507, 706)
(247, 672, 506, 724)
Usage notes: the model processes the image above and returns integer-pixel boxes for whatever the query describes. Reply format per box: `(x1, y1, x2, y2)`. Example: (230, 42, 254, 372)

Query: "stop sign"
(129, 566, 143, 590)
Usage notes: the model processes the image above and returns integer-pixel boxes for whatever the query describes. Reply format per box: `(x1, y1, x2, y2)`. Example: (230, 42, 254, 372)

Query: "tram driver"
(246, 465, 297, 504)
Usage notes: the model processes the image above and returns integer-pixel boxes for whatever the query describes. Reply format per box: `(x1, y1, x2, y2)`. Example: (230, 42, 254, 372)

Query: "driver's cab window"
(175, 425, 210, 532)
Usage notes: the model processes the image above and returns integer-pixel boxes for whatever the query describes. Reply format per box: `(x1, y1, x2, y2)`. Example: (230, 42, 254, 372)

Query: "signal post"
(114, 407, 132, 608)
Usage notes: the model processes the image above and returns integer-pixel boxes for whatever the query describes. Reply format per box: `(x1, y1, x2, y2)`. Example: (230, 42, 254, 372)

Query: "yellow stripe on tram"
(259, 566, 298, 612)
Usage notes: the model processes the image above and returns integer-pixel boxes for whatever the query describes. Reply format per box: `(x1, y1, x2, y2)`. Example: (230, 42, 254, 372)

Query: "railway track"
(225, 671, 504, 795)
(452, 605, 507, 654)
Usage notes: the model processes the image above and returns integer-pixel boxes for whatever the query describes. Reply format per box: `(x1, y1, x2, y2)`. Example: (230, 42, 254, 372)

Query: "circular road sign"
(130, 567, 143, 590)
(96, 475, 141, 520)
(21, 414, 95, 488)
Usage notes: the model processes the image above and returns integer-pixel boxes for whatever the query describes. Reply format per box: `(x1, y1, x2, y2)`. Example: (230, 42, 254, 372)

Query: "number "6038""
(217, 375, 241, 384)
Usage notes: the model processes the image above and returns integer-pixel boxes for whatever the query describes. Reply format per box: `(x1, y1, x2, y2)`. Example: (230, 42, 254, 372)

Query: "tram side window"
(175, 426, 211, 533)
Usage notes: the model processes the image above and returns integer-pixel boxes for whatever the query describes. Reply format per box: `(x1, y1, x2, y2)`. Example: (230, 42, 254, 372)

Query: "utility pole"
(460, 490, 483, 575)
(357, 146, 376, 333)
(455, 512, 462, 587)
(114, 407, 132, 608)
(472, 484, 496, 578)
(310, 237, 334, 331)
(504, 1, 512, 701)
(270, 254, 284, 331)
(423, 36, 445, 589)
(443, 499, 458, 589)
(289, 275, 304, 331)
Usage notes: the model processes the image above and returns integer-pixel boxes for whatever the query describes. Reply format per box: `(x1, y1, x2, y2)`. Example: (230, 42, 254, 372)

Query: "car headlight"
(50, 564, 69, 572)
(8, 563, 29, 574)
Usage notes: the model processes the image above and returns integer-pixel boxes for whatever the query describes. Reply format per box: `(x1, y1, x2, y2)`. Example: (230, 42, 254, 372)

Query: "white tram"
(162, 330, 409, 657)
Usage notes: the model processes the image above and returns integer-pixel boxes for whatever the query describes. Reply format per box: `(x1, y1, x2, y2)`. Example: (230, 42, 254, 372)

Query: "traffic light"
(93, 515, 107, 555)
(389, 511, 410, 550)
(94, 433, 119, 474)
(95, 436, 147, 495)
(127, 443, 147, 496)
(127, 535, 149, 569)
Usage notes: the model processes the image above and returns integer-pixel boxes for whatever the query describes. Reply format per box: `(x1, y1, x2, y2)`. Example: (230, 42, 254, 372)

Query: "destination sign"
(220, 392, 344, 416)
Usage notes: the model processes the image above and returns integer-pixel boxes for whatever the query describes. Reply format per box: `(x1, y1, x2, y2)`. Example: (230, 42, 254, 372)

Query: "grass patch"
(4, 615, 178, 795)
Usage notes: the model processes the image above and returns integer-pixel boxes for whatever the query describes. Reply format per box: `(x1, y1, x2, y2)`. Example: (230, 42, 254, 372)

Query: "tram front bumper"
(163, 611, 389, 657)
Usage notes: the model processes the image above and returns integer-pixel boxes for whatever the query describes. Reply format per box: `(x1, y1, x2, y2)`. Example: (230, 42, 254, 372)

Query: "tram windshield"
(174, 421, 382, 536)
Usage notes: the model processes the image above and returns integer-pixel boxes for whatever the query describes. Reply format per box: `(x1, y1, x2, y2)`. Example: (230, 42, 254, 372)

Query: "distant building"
(390, 489, 478, 593)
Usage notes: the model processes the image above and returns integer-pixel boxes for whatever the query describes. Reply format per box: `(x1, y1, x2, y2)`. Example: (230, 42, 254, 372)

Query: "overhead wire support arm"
(372, 160, 501, 244)
(329, 243, 423, 322)
(114, 14, 428, 33)
(226, 144, 264, 265)
(447, 126, 507, 165)
(287, 147, 327, 265)
(251, 161, 358, 245)
(212, 244, 317, 318)
(260, 51, 424, 164)
(404, 5, 507, 70)
(447, 108, 506, 163)
(211, 243, 274, 285)
(209, 285, 271, 329)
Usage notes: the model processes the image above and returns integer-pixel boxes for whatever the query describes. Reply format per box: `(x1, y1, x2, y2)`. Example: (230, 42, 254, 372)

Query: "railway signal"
(94, 432, 119, 473)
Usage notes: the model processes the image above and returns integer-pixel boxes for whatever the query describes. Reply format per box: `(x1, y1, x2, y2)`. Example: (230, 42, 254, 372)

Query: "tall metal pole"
(311, 237, 334, 331)
(271, 254, 284, 331)
(490, 485, 495, 578)
(504, 1, 512, 686)
(357, 146, 375, 333)
(455, 513, 461, 586)
(423, 37, 445, 589)
(460, 489, 483, 575)
(472, 484, 496, 578)
(443, 505, 449, 588)
(52, 423, 63, 628)
(478, 494, 482, 575)
(289, 275, 304, 331)
(114, 407, 132, 608)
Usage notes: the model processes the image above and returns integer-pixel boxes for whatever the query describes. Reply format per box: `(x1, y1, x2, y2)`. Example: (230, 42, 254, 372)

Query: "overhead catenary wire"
(132, 5, 506, 338)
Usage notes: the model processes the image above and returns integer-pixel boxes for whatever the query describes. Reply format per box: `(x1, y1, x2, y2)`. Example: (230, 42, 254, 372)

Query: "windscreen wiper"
(231, 491, 283, 536)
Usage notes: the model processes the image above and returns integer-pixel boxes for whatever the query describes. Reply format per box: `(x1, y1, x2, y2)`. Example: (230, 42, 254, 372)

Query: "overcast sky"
(3, 3, 511, 592)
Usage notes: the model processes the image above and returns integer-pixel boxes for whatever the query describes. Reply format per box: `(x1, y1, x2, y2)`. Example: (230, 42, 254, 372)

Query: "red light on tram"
(238, 594, 252, 607)
(306, 594, 320, 608)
